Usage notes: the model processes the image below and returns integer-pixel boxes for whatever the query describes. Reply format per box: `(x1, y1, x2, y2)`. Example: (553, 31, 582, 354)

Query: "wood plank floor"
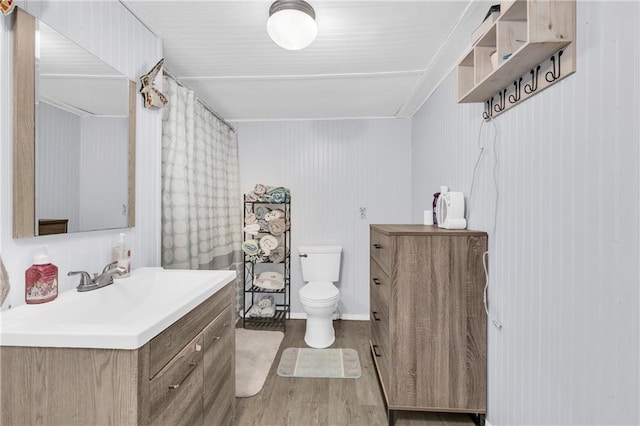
(235, 319, 475, 426)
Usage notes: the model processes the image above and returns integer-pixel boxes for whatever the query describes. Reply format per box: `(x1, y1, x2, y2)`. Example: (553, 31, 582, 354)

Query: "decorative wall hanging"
(1, 0, 15, 16)
(456, 0, 576, 119)
(139, 58, 168, 109)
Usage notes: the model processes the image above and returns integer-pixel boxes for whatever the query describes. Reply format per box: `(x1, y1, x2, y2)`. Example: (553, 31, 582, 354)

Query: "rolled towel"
(267, 218, 286, 236)
(268, 246, 285, 264)
(254, 184, 268, 196)
(244, 213, 257, 225)
(243, 223, 261, 235)
(258, 295, 275, 308)
(265, 186, 289, 203)
(260, 235, 279, 254)
(264, 209, 284, 221)
(254, 205, 270, 220)
(258, 219, 269, 232)
(245, 192, 259, 202)
(242, 239, 260, 256)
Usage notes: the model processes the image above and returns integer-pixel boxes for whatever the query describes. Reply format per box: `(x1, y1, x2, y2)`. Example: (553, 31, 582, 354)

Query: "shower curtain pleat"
(161, 76, 243, 316)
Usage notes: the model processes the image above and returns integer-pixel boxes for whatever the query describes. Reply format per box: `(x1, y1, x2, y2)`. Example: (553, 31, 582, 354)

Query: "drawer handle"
(372, 345, 382, 357)
(213, 336, 221, 341)
(372, 311, 380, 321)
(299, 253, 308, 257)
(373, 244, 382, 249)
(168, 362, 198, 390)
(372, 278, 381, 285)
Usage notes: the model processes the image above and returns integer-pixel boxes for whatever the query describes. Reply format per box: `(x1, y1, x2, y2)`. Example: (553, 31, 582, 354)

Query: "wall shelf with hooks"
(457, 0, 576, 118)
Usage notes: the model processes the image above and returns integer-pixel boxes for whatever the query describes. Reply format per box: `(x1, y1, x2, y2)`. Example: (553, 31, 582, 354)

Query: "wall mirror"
(13, 7, 136, 238)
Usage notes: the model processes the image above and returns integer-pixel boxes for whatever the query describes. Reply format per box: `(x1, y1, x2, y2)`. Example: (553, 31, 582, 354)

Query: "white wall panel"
(411, 2, 639, 425)
(36, 102, 81, 232)
(0, 1, 162, 310)
(238, 119, 412, 317)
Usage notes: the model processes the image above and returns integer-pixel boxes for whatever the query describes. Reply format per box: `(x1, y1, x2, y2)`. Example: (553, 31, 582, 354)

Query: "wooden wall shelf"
(457, 0, 576, 116)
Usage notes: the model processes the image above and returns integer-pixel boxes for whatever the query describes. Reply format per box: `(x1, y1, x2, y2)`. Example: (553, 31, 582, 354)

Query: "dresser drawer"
(150, 333, 204, 425)
(370, 259, 389, 317)
(149, 283, 233, 378)
(203, 306, 235, 425)
(370, 229, 391, 274)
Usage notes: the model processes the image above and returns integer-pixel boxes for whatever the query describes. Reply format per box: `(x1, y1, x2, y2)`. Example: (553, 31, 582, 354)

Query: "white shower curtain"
(161, 76, 242, 313)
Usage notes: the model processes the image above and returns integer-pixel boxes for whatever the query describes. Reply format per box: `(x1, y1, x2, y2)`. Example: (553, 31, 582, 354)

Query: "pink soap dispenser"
(25, 246, 58, 304)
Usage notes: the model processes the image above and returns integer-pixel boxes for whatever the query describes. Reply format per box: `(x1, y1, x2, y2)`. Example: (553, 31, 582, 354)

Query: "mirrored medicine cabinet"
(12, 7, 136, 238)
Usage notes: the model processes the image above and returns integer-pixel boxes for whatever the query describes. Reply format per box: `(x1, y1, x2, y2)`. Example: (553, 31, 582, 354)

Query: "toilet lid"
(299, 282, 339, 302)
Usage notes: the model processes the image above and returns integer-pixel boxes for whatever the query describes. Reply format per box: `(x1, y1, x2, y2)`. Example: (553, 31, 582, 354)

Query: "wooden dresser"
(369, 224, 488, 425)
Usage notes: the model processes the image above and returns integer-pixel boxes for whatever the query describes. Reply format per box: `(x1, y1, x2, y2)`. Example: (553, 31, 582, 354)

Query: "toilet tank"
(299, 245, 342, 282)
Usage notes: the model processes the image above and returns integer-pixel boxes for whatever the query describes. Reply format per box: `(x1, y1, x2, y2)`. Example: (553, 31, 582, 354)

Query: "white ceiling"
(124, 1, 491, 121)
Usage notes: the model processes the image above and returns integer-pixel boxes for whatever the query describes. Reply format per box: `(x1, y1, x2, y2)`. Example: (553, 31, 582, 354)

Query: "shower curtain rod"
(162, 68, 236, 133)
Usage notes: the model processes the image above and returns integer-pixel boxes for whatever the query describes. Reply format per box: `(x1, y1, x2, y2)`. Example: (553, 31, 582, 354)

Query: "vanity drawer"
(370, 322, 389, 390)
(370, 229, 391, 274)
(203, 306, 235, 425)
(370, 259, 389, 316)
(150, 333, 204, 425)
(149, 283, 233, 378)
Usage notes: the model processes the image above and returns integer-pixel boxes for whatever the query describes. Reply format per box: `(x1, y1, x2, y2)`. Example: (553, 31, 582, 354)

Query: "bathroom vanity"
(0, 268, 236, 426)
(369, 225, 488, 425)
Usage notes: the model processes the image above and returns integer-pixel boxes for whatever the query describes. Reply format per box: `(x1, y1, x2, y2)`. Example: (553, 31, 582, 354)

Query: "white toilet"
(298, 245, 342, 348)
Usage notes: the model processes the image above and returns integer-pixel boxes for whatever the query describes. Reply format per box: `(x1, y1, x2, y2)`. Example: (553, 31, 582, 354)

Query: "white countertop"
(0, 267, 236, 350)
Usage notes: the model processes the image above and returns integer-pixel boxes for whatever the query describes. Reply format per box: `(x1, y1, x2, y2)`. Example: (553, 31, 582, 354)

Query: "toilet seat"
(299, 282, 339, 303)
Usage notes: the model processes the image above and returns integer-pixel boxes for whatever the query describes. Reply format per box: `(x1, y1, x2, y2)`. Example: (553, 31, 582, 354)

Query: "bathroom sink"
(0, 267, 236, 349)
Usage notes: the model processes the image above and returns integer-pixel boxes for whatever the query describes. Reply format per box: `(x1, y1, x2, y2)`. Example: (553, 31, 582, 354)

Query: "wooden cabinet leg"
(470, 413, 486, 426)
(387, 409, 396, 426)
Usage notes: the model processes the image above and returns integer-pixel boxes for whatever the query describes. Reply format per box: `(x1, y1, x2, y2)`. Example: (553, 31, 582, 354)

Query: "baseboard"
(289, 312, 369, 321)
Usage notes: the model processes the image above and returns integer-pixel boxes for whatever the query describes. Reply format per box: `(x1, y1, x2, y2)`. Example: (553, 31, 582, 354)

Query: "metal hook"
(483, 97, 494, 120)
(493, 89, 507, 113)
(545, 50, 563, 82)
(509, 78, 522, 104)
(524, 65, 541, 94)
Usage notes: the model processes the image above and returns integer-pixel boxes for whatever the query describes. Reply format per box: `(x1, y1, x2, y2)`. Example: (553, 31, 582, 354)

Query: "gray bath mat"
(236, 329, 284, 397)
(276, 348, 361, 379)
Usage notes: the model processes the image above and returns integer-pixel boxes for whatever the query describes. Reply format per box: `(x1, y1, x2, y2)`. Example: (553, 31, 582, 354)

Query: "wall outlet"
(359, 207, 367, 219)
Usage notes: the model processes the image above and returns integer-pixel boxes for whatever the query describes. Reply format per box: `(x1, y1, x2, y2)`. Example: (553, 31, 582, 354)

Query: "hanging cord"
(468, 116, 502, 329)
(485, 117, 502, 329)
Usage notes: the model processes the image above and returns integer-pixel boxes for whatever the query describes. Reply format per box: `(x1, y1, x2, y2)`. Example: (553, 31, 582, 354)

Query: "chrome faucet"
(68, 261, 126, 292)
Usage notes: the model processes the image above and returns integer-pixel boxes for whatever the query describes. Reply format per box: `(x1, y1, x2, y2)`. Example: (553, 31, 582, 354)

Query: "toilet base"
(303, 316, 335, 349)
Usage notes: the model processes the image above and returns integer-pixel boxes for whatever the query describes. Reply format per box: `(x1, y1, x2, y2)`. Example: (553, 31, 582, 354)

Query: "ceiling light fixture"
(267, 0, 317, 51)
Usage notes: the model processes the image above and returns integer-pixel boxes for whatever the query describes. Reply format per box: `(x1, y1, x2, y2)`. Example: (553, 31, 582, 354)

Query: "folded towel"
(243, 223, 261, 235)
(259, 235, 279, 254)
(255, 271, 285, 290)
(246, 303, 276, 318)
(242, 239, 261, 256)
(268, 246, 286, 264)
(244, 213, 257, 225)
(260, 305, 276, 318)
(267, 218, 286, 236)
(258, 295, 275, 308)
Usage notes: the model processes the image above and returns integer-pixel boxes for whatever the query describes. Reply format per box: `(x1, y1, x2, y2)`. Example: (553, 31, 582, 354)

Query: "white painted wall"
(0, 1, 162, 310)
(411, 2, 640, 425)
(36, 102, 82, 232)
(79, 115, 129, 231)
(237, 119, 412, 318)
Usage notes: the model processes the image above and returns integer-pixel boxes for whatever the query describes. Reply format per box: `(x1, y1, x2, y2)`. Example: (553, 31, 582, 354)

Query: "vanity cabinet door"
(149, 333, 204, 426)
(203, 305, 235, 425)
